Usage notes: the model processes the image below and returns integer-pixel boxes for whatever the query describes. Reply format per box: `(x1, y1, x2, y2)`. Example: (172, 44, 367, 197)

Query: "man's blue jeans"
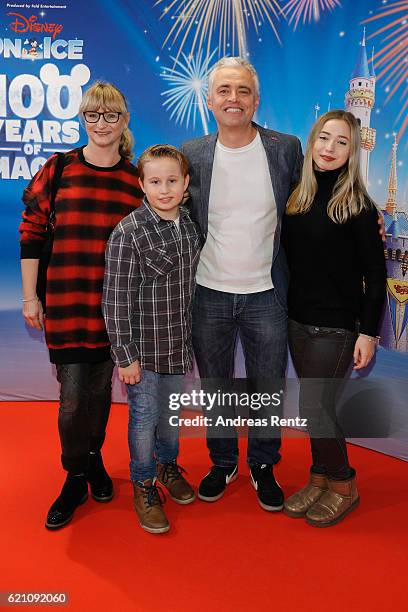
(192, 285, 288, 468)
(127, 370, 183, 482)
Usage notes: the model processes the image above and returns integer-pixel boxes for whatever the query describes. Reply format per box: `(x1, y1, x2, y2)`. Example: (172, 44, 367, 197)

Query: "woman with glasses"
(282, 110, 386, 527)
(20, 81, 143, 530)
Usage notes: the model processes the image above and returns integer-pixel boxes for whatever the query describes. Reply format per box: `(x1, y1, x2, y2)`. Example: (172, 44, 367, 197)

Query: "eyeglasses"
(83, 111, 122, 124)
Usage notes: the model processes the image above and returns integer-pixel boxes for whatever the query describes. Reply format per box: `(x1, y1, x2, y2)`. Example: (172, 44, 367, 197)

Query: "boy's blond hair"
(137, 144, 189, 181)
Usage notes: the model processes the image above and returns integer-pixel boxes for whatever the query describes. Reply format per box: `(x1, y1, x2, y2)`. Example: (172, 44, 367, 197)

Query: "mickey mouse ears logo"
(40, 64, 91, 119)
(40, 64, 90, 87)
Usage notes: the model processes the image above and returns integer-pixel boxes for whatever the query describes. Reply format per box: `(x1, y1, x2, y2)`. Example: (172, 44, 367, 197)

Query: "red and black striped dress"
(20, 147, 143, 364)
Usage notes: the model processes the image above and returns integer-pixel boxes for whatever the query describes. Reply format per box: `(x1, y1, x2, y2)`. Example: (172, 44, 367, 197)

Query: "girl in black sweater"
(282, 110, 386, 527)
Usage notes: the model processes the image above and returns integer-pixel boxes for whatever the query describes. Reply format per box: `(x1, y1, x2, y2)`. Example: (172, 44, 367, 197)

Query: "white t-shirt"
(196, 131, 277, 293)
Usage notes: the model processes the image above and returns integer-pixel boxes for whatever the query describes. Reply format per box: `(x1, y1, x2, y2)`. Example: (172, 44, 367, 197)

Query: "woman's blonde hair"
(79, 81, 134, 160)
(286, 110, 375, 223)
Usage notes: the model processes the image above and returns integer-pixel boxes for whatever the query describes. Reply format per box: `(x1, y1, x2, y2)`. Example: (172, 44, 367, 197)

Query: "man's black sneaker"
(86, 452, 113, 502)
(250, 464, 284, 512)
(45, 474, 88, 530)
(198, 465, 238, 502)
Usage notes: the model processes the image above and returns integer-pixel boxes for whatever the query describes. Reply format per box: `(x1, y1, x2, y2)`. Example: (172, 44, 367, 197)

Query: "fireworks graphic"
(154, 0, 283, 61)
(283, 0, 342, 30)
(160, 49, 217, 134)
(364, 1, 408, 141)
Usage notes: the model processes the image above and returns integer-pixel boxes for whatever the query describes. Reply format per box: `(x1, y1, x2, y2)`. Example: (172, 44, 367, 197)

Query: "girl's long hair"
(79, 81, 134, 160)
(286, 110, 375, 223)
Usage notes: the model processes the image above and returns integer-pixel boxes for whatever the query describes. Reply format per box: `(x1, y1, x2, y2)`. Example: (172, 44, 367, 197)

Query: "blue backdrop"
(1, 0, 407, 458)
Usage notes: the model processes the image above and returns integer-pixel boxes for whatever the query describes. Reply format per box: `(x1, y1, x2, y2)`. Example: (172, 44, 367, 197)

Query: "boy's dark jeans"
(288, 319, 357, 480)
(56, 360, 114, 474)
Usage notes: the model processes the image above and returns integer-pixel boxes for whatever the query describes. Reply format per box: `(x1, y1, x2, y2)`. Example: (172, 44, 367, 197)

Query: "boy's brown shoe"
(133, 478, 170, 534)
(157, 462, 196, 505)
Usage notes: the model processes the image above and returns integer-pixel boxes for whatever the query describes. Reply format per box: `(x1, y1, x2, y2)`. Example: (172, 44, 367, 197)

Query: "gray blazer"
(181, 122, 303, 308)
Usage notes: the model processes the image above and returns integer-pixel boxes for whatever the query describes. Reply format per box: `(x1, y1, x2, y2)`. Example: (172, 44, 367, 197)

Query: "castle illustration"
(345, 32, 408, 353)
(380, 138, 408, 353)
(345, 29, 376, 186)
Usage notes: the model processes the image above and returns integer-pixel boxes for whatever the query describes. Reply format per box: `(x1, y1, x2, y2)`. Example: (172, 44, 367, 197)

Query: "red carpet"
(1, 402, 407, 611)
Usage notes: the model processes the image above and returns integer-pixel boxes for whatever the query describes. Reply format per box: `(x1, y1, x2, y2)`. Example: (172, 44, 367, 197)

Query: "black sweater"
(282, 168, 386, 336)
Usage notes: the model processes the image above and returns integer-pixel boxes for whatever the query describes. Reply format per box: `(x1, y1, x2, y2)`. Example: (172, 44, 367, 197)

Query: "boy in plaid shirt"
(102, 145, 201, 534)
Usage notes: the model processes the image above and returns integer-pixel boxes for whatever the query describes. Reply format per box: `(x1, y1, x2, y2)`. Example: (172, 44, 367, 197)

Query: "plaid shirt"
(102, 200, 202, 374)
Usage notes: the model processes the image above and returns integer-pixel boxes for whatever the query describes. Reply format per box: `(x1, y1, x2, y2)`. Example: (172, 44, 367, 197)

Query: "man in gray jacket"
(181, 57, 302, 511)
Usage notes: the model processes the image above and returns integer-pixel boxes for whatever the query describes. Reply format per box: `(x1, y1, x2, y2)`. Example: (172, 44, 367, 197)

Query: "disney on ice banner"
(1, 0, 408, 437)
(1, 3, 90, 180)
